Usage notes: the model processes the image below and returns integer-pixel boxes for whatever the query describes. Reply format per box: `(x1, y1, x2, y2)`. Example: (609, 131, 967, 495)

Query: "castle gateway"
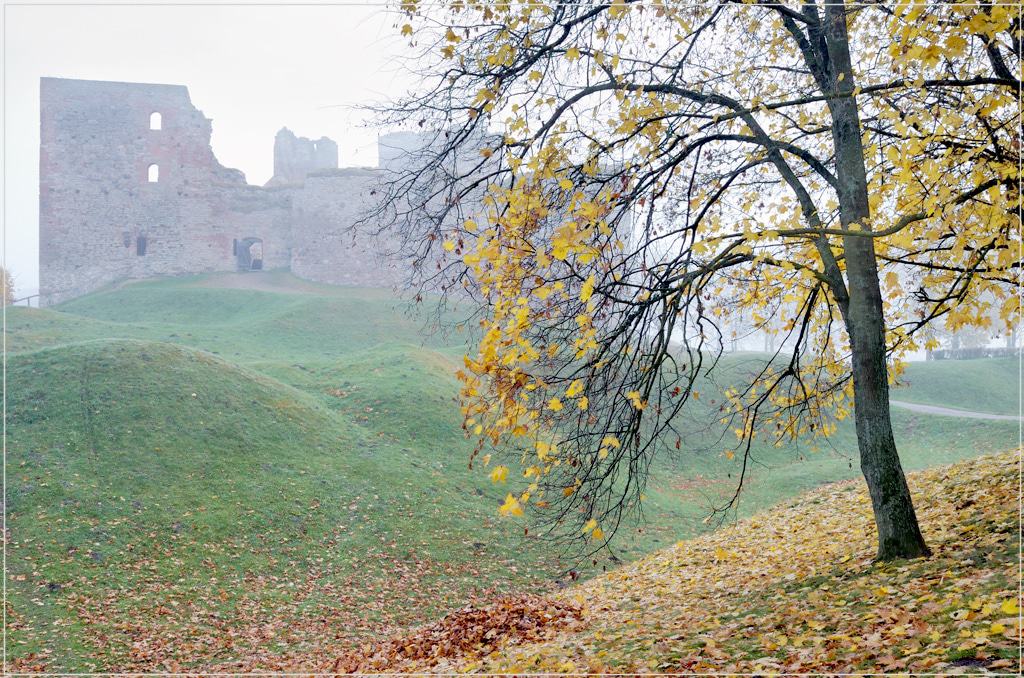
(39, 77, 414, 305)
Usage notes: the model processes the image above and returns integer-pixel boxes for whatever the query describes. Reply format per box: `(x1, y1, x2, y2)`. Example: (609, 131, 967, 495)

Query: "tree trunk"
(845, 284, 930, 560)
(822, 2, 929, 560)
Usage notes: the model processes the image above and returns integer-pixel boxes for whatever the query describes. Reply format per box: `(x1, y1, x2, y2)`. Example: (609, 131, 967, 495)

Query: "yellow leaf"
(1000, 599, 1019, 615)
(443, 240, 456, 252)
(547, 397, 563, 412)
(625, 390, 646, 410)
(602, 435, 621, 448)
(580, 274, 595, 302)
(536, 441, 553, 460)
(577, 396, 589, 411)
(582, 518, 597, 534)
(944, 34, 968, 56)
(565, 46, 581, 61)
(489, 465, 509, 484)
(591, 527, 604, 541)
(401, 23, 413, 37)
(499, 493, 523, 517)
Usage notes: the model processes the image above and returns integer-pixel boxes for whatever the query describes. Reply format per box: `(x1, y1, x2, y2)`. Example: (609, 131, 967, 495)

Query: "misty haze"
(5, 2, 1020, 674)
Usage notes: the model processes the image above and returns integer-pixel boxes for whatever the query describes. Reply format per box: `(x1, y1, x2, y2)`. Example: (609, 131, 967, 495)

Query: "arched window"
(147, 164, 159, 183)
(150, 112, 162, 130)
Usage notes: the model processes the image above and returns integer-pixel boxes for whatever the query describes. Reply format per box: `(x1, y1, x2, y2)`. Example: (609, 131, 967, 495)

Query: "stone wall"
(290, 169, 402, 288)
(39, 77, 293, 304)
(38, 77, 401, 305)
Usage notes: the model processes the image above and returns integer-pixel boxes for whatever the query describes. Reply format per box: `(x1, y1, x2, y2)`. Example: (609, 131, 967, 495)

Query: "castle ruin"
(39, 77, 411, 305)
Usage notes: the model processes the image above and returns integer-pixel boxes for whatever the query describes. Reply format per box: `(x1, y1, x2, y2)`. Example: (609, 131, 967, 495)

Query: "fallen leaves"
(330, 595, 582, 672)
(434, 450, 1022, 674)
(11, 448, 1019, 674)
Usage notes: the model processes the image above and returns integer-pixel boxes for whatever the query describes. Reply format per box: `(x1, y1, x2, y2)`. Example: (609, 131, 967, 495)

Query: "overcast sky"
(4, 2, 415, 295)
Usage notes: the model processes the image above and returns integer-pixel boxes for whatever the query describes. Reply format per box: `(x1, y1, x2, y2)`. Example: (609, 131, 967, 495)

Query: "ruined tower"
(267, 128, 339, 186)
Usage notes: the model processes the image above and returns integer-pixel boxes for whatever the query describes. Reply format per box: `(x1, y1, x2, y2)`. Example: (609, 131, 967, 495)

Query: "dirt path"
(890, 400, 1021, 422)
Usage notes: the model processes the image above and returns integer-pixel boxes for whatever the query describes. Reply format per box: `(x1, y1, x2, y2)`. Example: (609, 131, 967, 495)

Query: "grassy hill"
(896, 357, 1019, 416)
(7, 340, 567, 671)
(6, 272, 1019, 671)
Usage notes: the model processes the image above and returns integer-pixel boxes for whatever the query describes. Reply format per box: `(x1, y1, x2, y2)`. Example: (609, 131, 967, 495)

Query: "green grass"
(5, 272, 1019, 671)
(895, 356, 1019, 415)
(7, 341, 538, 664)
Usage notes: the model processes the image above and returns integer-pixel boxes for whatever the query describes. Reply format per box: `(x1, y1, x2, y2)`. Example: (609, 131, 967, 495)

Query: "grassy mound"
(6, 273, 1019, 671)
(6, 340, 557, 671)
(13, 273, 453, 362)
(366, 451, 1021, 674)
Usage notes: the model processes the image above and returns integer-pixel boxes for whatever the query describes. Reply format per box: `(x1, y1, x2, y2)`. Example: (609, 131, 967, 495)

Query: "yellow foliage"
(498, 493, 523, 517)
(415, 0, 1019, 536)
(565, 380, 583, 397)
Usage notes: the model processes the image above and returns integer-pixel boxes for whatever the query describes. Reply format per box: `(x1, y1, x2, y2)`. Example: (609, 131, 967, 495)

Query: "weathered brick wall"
(38, 77, 403, 305)
(290, 169, 403, 288)
(39, 77, 297, 304)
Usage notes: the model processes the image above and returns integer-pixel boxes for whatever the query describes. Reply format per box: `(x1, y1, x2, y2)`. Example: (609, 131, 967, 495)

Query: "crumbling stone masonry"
(266, 128, 338, 187)
(39, 77, 403, 305)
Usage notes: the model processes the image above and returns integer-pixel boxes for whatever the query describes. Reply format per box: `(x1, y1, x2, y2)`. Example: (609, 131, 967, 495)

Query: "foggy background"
(2, 3, 1011, 359)
(3, 2, 412, 297)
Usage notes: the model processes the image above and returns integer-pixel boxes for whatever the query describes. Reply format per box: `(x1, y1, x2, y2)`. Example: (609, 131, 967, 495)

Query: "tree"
(372, 0, 1020, 561)
(1, 265, 14, 306)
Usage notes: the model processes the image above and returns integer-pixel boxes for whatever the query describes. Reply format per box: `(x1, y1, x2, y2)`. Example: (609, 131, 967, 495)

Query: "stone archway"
(236, 237, 264, 271)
